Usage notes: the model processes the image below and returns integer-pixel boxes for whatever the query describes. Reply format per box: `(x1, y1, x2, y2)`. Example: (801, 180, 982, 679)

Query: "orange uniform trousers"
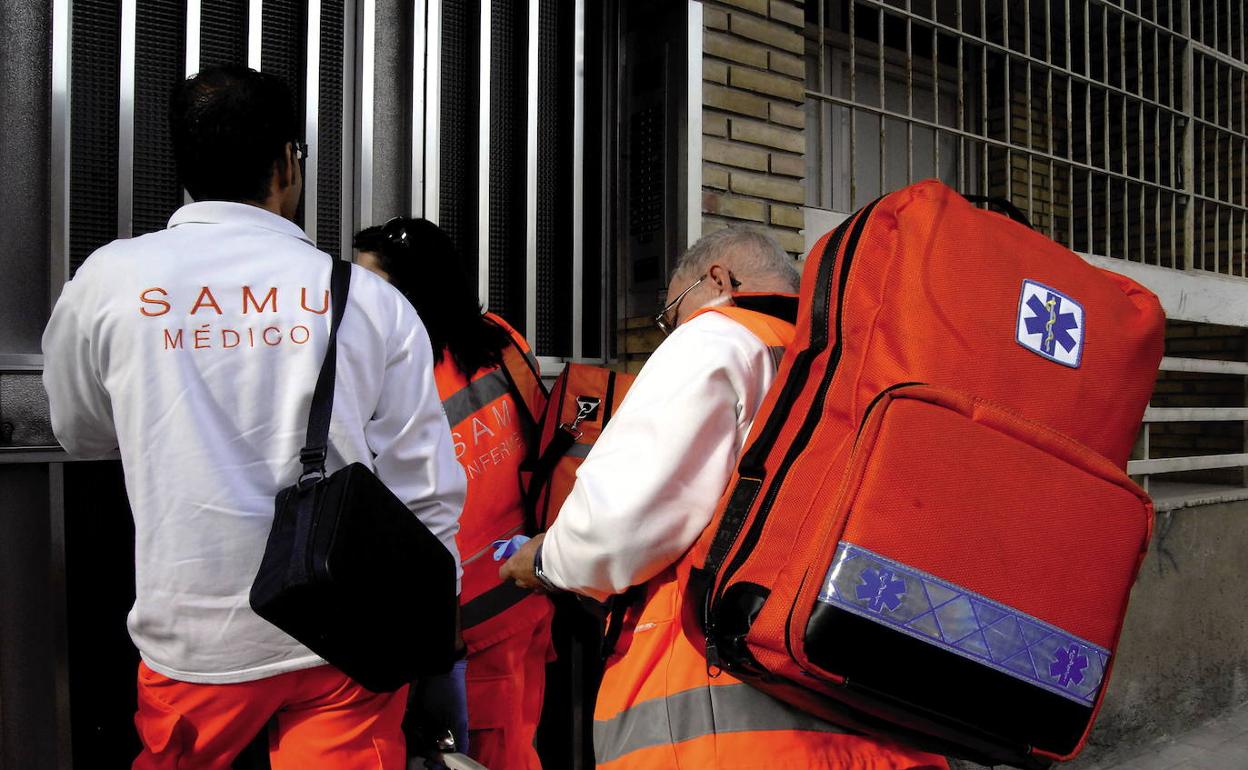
(132, 661, 407, 770)
(465, 602, 554, 770)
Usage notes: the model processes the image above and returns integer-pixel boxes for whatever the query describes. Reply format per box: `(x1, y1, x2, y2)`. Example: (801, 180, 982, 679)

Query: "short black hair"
(170, 65, 300, 202)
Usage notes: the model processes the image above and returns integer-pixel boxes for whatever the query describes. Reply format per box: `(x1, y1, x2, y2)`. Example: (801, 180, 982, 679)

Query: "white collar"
(167, 201, 315, 246)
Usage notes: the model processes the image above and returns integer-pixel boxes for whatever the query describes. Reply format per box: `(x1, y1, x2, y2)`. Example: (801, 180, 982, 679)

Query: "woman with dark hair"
(355, 218, 552, 770)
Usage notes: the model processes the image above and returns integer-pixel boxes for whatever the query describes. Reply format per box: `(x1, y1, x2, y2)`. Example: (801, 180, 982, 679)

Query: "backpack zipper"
(706, 197, 882, 646)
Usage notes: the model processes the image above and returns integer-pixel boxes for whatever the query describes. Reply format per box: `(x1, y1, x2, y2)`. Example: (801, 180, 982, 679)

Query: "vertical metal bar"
(572, 0, 584, 359)
(905, 5, 913, 183)
(956, 1, 964, 190)
(1004, 0, 1011, 201)
(186, 0, 201, 76)
(932, 16, 939, 182)
(819, 0, 832, 208)
(410, 0, 427, 217)
(525, 0, 539, 342)
(850, 0, 857, 206)
(50, 0, 71, 306)
(1183, 1, 1196, 271)
(305, 0, 321, 242)
(424, 0, 442, 222)
(687, 0, 703, 247)
(48, 463, 72, 770)
(341, 0, 357, 259)
(982, 0, 989, 195)
(878, 5, 885, 193)
(477, 0, 491, 307)
(358, 0, 375, 228)
(248, 0, 263, 69)
(118, 0, 136, 239)
(1024, 0, 1033, 223)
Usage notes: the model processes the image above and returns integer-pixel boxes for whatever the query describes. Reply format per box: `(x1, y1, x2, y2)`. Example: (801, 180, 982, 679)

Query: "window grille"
(805, 1, 1248, 507)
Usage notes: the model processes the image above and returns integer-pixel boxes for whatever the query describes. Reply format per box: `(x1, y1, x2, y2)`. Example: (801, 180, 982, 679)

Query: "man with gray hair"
(502, 227, 944, 769)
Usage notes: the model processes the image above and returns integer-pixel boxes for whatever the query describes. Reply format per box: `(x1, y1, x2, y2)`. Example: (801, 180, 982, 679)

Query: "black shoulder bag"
(250, 259, 458, 693)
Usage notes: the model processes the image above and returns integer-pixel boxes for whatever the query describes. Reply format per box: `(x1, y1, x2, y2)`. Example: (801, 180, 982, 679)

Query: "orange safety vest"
(435, 313, 550, 650)
(593, 304, 949, 770)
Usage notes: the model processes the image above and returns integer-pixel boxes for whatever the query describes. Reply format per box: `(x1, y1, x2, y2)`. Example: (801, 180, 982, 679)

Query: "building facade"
(2, 1, 1248, 768)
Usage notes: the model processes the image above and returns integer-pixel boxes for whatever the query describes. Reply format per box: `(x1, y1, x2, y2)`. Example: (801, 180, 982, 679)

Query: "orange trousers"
(465, 612, 554, 770)
(132, 661, 407, 770)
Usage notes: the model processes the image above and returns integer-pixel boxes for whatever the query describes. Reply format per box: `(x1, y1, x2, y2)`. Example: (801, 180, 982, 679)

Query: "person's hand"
(407, 658, 469, 758)
(499, 532, 546, 591)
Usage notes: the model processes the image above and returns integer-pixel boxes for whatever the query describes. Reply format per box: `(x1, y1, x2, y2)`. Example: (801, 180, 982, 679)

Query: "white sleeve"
(365, 292, 467, 592)
(540, 316, 773, 602)
(42, 264, 118, 459)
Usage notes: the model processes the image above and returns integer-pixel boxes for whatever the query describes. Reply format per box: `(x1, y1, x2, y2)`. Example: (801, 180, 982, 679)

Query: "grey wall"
(0, 0, 52, 352)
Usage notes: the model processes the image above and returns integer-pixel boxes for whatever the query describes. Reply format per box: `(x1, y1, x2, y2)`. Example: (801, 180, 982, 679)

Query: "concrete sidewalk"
(1074, 700, 1248, 770)
(950, 700, 1248, 770)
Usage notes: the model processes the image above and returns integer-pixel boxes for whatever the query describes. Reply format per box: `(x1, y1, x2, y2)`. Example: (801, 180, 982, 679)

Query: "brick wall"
(702, 0, 807, 256)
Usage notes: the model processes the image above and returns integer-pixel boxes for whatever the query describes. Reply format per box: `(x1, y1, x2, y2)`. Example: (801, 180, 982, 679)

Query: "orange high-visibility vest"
(593, 304, 948, 770)
(435, 313, 550, 650)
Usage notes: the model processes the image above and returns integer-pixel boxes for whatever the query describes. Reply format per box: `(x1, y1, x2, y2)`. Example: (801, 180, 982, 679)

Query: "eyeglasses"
(653, 271, 744, 336)
(653, 276, 706, 336)
(292, 141, 309, 163)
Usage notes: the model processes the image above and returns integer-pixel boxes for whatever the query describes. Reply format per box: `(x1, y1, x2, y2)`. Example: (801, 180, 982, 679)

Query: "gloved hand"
(407, 657, 470, 759)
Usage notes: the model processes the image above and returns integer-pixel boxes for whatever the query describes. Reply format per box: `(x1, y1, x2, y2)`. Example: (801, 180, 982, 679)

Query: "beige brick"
(704, 165, 731, 190)
(770, 101, 806, 129)
(705, 31, 769, 68)
(702, 217, 732, 234)
(770, 204, 805, 228)
(769, 0, 805, 28)
(703, 111, 729, 137)
(730, 171, 805, 204)
(704, 137, 769, 171)
(715, 0, 769, 14)
(731, 118, 805, 153)
(704, 58, 729, 84)
(769, 50, 805, 79)
(776, 229, 807, 255)
(729, 65, 805, 102)
(730, 12, 804, 54)
(703, 192, 767, 222)
(770, 152, 805, 178)
(705, 5, 729, 30)
(704, 83, 770, 119)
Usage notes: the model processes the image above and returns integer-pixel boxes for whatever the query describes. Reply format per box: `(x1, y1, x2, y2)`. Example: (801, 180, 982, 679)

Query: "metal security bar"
(806, 3, 1248, 509)
(806, 0, 1248, 277)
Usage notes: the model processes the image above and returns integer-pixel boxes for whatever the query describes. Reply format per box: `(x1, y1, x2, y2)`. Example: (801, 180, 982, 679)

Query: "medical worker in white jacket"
(41, 65, 465, 770)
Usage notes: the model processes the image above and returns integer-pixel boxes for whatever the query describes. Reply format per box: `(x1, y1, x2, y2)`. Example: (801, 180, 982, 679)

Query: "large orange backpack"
(688, 181, 1165, 768)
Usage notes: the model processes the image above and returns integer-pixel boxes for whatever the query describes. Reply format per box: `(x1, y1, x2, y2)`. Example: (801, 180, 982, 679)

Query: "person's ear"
(708, 263, 731, 294)
(281, 142, 296, 189)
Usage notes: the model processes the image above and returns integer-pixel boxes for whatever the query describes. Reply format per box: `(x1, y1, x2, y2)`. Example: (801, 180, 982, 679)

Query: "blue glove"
(492, 534, 530, 561)
(409, 658, 470, 758)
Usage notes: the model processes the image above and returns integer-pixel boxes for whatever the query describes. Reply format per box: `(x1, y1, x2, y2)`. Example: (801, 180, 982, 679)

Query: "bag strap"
(601, 584, 645, 661)
(964, 195, 1033, 229)
(298, 259, 353, 486)
(496, 337, 547, 429)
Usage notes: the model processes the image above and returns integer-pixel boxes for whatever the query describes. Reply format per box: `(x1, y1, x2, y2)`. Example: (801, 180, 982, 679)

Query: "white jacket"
(541, 312, 780, 601)
(42, 202, 465, 684)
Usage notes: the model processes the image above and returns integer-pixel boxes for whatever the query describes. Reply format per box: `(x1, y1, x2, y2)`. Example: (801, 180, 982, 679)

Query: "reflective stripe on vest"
(462, 580, 534, 629)
(442, 367, 512, 427)
(593, 682, 848, 766)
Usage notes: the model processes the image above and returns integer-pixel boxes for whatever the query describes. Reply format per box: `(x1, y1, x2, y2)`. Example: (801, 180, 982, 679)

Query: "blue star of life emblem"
(1016, 280, 1084, 368)
(856, 568, 906, 613)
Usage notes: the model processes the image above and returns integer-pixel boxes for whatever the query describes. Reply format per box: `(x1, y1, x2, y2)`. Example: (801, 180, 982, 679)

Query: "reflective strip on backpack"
(442, 368, 511, 426)
(565, 442, 593, 459)
(593, 683, 848, 765)
(461, 579, 533, 629)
